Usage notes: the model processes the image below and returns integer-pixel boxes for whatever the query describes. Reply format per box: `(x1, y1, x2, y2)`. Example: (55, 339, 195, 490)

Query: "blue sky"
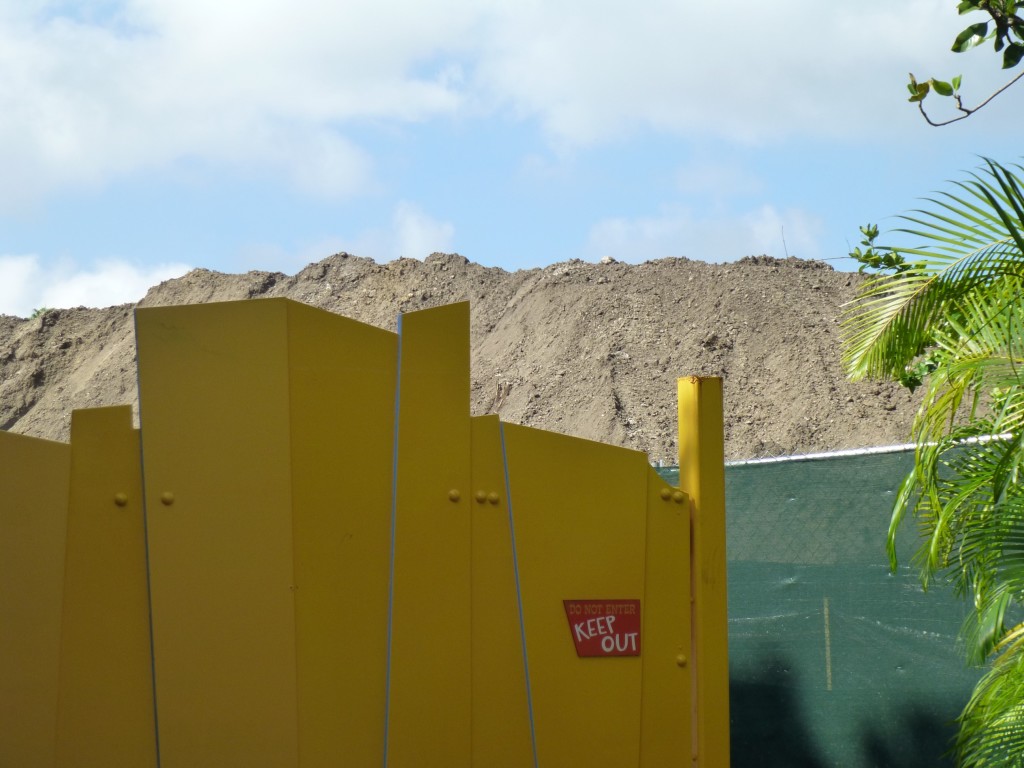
(1, 0, 1021, 317)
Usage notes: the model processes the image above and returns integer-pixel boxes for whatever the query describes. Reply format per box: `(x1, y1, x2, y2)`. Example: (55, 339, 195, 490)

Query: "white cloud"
(0, 0, 1014, 211)
(674, 160, 765, 200)
(586, 203, 824, 263)
(0, 254, 41, 317)
(393, 201, 456, 258)
(0, 0, 480, 208)
(235, 125, 376, 199)
(743, 205, 822, 260)
(232, 236, 352, 274)
(350, 202, 455, 260)
(0, 254, 190, 317)
(475, 0, 1007, 145)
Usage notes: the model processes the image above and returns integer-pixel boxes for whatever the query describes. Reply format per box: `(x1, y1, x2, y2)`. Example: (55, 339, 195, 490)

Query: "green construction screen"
(661, 449, 980, 767)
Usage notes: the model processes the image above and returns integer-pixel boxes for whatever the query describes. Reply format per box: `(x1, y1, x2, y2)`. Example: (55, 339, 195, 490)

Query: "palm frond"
(958, 639, 1024, 766)
(842, 159, 1024, 381)
(849, 158, 1024, 768)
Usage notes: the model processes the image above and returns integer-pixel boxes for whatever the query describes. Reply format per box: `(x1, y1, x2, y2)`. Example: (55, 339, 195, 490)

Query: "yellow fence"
(0, 299, 728, 767)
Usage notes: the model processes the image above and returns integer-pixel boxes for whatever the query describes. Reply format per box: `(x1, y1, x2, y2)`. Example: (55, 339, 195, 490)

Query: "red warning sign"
(563, 599, 641, 657)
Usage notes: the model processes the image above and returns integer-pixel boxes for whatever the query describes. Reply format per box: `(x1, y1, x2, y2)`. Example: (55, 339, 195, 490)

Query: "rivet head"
(448, 489, 461, 503)
(672, 490, 685, 504)
(676, 654, 688, 667)
(160, 492, 175, 506)
(113, 492, 128, 507)
(659, 488, 672, 501)
(475, 490, 487, 504)
(487, 491, 500, 505)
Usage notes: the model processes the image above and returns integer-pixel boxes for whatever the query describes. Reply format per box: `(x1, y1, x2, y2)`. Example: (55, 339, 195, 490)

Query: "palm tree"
(842, 158, 1024, 767)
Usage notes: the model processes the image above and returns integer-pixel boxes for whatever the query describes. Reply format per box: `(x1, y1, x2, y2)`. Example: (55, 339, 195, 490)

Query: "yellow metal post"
(386, 302, 472, 767)
(55, 406, 156, 767)
(677, 377, 730, 767)
(0, 431, 70, 768)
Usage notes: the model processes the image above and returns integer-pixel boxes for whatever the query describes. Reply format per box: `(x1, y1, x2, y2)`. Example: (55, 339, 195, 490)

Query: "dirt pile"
(0, 252, 918, 462)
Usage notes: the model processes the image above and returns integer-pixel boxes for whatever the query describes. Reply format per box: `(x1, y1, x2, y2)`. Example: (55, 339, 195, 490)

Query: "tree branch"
(918, 67, 1024, 126)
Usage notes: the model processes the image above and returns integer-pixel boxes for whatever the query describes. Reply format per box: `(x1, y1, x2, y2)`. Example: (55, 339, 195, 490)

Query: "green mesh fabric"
(659, 450, 980, 767)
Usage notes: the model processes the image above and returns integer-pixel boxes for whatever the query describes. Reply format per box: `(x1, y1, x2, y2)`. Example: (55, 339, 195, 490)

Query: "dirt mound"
(0, 252, 918, 462)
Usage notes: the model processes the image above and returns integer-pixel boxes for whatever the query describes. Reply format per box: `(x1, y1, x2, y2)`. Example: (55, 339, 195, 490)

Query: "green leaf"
(1004, 42, 1024, 68)
(953, 21, 990, 52)
(908, 81, 930, 102)
(932, 79, 955, 96)
(957, 0, 981, 12)
(953, 74, 963, 91)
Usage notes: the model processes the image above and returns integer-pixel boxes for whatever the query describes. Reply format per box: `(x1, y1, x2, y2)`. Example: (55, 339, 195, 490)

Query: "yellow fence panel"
(285, 301, 397, 767)
(470, 416, 533, 767)
(2, 299, 727, 767)
(387, 302, 473, 767)
(136, 300, 299, 768)
(55, 406, 156, 767)
(0, 431, 70, 768)
(502, 424, 649, 768)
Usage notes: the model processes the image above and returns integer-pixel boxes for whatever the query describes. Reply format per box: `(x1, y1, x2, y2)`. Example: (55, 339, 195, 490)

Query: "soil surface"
(0, 252, 919, 462)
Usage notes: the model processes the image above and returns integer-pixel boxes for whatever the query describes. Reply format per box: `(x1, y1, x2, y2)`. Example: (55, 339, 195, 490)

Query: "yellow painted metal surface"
(136, 300, 299, 768)
(470, 416, 533, 767)
(639, 470, 692, 766)
(0, 430, 70, 768)
(285, 301, 397, 766)
(386, 302, 473, 767)
(1, 299, 729, 766)
(502, 423, 648, 768)
(678, 377, 730, 768)
(55, 406, 156, 767)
